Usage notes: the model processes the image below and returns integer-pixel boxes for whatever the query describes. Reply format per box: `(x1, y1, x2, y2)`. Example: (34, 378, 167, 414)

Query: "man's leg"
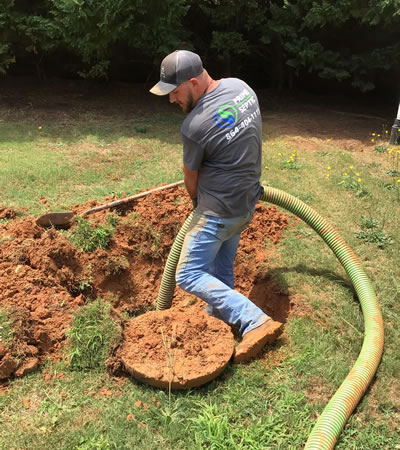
(176, 212, 269, 336)
(205, 229, 241, 319)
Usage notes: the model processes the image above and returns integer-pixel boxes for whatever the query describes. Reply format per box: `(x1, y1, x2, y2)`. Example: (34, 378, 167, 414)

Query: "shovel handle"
(82, 180, 185, 216)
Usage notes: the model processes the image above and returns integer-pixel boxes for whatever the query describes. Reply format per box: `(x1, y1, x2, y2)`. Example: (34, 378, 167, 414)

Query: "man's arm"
(183, 165, 198, 202)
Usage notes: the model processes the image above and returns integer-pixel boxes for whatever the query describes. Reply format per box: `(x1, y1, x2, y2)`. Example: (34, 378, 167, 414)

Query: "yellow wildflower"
(371, 139, 375, 142)
(327, 166, 331, 170)
(358, 178, 362, 182)
(349, 165, 353, 169)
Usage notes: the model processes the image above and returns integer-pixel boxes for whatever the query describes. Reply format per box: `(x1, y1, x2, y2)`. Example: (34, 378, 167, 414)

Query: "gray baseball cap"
(150, 50, 204, 96)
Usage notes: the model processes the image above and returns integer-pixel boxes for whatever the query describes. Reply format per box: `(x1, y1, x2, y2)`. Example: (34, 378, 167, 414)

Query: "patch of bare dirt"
(0, 185, 292, 382)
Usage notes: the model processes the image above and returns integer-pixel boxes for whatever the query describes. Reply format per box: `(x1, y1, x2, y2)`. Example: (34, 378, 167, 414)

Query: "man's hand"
(191, 198, 198, 209)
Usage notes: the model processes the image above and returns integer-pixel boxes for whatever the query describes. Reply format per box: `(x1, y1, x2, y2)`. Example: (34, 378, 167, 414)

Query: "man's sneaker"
(233, 319, 283, 363)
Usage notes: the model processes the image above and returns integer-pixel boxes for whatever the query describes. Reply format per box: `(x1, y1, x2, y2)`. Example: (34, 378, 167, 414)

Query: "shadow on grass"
(268, 263, 357, 298)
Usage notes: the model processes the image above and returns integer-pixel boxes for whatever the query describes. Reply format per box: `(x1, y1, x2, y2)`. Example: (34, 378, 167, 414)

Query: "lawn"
(0, 81, 399, 449)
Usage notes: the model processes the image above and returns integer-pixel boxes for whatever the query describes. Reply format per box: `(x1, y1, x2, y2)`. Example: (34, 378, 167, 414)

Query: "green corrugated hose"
(156, 211, 194, 311)
(156, 186, 384, 449)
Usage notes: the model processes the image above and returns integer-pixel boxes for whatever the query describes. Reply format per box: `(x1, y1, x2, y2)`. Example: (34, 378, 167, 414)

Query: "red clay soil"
(120, 308, 234, 389)
(0, 185, 292, 383)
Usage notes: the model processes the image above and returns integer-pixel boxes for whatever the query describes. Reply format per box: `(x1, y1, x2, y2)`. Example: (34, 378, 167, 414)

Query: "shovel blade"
(36, 212, 75, 228)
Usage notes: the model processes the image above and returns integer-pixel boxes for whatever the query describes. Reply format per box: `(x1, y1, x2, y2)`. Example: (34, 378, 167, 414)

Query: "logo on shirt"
(214, 105, 238, 129)
(214, 88, 256, 129)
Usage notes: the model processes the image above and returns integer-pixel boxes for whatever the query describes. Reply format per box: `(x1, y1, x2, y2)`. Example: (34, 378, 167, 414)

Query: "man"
(150, 50, 282, 363)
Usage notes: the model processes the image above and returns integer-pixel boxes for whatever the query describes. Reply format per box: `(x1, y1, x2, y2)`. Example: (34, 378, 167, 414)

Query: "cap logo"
(160, 66, 166, 80)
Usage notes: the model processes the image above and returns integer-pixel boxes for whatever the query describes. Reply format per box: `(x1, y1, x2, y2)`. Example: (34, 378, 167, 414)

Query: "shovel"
(36, 180, 184, 228)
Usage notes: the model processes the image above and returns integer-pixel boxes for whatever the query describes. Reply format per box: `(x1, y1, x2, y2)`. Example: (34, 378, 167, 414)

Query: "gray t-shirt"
(181, 78, 262, 218)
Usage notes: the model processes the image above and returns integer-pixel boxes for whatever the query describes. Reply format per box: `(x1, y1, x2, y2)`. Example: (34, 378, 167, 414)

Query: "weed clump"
(373, 145, 388, 154)
(355, 216, 393, 249)
(68, 215, 118, 252)
(65, 298, 121, 371)
(104, 255, 130, 276)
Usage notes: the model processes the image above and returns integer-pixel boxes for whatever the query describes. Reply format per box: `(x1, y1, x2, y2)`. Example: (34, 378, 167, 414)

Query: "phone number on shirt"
(225, 107, 260, 142)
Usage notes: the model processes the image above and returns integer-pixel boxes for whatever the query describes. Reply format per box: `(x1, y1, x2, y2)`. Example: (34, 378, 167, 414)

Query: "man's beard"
(183, 91, 195, 114)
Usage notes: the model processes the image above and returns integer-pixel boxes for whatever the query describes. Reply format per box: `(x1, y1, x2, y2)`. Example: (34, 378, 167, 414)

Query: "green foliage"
(359, 216, 380, 230)
(134, 125, 148, 134)
(74, 275, 94, 296)
(76, 435, 112, 450)
(385, 169, 400, 178)
(341, 179, 369, 198)
(46, 0, 190, 78)
(337, 165, 369, 198)
(355, 228, 394, 248)
(104, 255, 129, 276)
(280, 149, 303, 170)
(0, 0, 16, 74)
(0, 309, 13, 346)
(66, 298, 121, 370)
(0, 43, 15, 75)
(374, 145, 388, 154)
(68, 215, 118, 252)
(0, 0, 189, 79)
(355, 216, 393, 249)
(0, 0, 399, 89)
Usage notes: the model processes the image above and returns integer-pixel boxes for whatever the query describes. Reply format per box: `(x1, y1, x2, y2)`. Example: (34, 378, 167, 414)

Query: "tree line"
(1, 0, 399, 95)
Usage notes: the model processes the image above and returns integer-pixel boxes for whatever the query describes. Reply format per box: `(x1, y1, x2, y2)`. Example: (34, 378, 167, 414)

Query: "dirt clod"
(0, 355, 18, 380)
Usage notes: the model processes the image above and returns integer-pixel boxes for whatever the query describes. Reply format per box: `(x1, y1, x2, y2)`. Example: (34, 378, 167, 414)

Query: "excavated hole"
(0, 186, 292, 383)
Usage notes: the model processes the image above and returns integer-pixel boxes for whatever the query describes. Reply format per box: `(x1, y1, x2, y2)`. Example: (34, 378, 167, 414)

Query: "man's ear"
(189, 77, 200, 89)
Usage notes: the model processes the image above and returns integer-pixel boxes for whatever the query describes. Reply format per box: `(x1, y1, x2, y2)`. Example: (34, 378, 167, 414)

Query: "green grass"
(0, 309, 13, 347)
(65, 298, 122, 371)
(67, 215, 119, 252)
(0, 113, 184, 214)
(1, 102, 400, 449)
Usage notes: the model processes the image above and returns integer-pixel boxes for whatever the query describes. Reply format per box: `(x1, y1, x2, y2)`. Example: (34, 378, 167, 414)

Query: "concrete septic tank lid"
(120, 308, 235, 390)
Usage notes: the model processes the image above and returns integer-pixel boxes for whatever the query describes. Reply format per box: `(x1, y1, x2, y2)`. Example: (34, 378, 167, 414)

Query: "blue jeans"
(176, 210, 270, 336)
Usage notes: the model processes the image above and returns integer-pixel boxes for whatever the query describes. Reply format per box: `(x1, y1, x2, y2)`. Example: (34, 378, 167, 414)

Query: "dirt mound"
(0, 186, 292, 382)
(120, 308, 234, 389)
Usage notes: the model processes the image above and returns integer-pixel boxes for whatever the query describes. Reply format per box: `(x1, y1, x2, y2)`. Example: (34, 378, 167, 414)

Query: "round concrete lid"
(120, 308, 234, 390)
